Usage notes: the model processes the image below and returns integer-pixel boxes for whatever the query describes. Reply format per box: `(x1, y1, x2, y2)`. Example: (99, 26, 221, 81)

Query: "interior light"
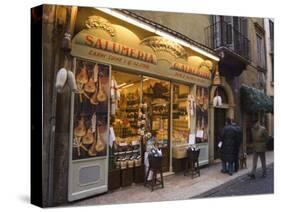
(117, 83, 127, 88)
(96, 8, 220, 62)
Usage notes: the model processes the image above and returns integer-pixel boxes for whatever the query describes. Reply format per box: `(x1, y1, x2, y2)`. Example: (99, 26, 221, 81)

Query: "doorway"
(142, 76, 171, 172)
(214, 108, 226, 159)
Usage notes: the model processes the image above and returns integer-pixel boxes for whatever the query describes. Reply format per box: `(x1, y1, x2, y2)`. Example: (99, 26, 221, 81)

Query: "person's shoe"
(262, 173, 267, 178)
(248, 173, 256, 179)
(229, 172, 233, 176)
(221, 169, 227, 173)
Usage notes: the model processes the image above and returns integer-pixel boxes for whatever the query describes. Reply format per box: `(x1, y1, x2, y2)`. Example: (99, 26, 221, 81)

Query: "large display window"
(110, 71, 142, 170)
(142, 76, 171, 172)
(72, 59, 110, 160)
(108, 70, 210, 174)
(172, 84, 191, 146)
(109, 72, 171, 172)
(195, 86, 209, 143)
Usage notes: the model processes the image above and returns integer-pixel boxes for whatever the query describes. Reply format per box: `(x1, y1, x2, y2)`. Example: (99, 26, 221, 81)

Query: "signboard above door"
(72, 10, 217, 86)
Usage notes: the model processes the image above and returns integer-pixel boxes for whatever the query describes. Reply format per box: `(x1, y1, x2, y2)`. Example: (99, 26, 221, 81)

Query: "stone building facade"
(36, 5, 273, 207)
(132, 9, 273, 154)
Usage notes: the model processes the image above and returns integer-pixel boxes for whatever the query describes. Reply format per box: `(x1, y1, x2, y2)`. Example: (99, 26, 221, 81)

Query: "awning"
(240, 85, 273, 113)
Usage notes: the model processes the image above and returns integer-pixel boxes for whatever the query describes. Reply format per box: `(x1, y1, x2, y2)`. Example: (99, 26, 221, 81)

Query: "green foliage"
(240, 85, 273, 113)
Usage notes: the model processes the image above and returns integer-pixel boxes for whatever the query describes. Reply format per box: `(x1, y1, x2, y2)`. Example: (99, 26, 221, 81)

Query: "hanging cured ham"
(97, 74, 107, 102)
(84, 68, 96, 93)
(82, 128, 94, 145)
(76, 64, 88, 85)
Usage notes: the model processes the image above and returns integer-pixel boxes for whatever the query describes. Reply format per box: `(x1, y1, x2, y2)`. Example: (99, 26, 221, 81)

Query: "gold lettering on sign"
(78, 34, 157, 65)
(87, 49, 151, 70)
(171, 62, 211, 79)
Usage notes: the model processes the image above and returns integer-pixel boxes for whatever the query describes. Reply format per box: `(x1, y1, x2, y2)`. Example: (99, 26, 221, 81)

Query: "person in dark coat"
(232, 121, 242, 172)
(221, 117, 237, 175)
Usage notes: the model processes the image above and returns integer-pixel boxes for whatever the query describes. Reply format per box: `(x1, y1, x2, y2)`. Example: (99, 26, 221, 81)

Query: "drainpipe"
(47, 5, 77, 206)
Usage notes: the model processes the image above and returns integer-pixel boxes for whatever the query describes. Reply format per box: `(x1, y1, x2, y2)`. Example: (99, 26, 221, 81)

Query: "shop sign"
(173, 72, 210, 85)
(72, 26, 212, 85)
(171, 62, 211, 79)
(74, 33, 157, 65)
(87, 48, 152, 70)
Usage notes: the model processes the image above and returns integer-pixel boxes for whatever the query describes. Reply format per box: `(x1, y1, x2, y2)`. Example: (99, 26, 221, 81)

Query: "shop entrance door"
(143, 76, 171, 172)
(214, 108, 226, 159)
(68, 58, 110, 201)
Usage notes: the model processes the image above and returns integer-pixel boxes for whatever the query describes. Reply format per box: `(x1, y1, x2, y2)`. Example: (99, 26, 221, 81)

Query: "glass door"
(142, 76, 171, 172)
(68, 58, 110, 201)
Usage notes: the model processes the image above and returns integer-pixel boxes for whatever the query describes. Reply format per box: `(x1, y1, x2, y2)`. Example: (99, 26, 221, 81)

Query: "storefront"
(68, 7, 219, 201)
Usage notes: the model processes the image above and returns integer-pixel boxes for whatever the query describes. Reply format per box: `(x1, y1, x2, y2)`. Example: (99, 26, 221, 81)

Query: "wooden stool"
(144, 156, 164, 191)
(184, 149, 200, 179)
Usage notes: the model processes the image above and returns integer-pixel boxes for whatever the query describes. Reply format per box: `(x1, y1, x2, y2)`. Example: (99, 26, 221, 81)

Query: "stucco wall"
(131, 10, 211, 45)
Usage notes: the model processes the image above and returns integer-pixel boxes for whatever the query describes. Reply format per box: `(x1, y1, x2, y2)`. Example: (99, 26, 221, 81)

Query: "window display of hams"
(72, 59, 110, 160)
(95, 121, 106, 153)
(73, 114, 108, 159)
(82, 128, 94, 145)
(84, 70, 96, 93)
(96, 73, 107, 103)
(74, 117, 87, 137)
(75, 63, 108, 105)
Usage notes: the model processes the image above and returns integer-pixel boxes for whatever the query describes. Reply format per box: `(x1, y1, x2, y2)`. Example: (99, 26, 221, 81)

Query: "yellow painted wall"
(131, 10, 211, 45)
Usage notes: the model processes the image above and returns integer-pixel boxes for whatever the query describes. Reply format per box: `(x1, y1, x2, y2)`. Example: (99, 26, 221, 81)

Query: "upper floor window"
(269, 20, 274, 53)
(256, 33, 265, 68)
(206, 16, 250, 60)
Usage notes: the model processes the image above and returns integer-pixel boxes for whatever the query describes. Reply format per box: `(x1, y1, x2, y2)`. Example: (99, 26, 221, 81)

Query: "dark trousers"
(222, 161, 235, 174)
(234, 158, 239, 172)
(250, 152, 266, 175)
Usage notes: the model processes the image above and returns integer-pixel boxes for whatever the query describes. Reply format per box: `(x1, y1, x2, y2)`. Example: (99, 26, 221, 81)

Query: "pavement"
(69, 151, 274, 207)
(193, 163, 274, 198)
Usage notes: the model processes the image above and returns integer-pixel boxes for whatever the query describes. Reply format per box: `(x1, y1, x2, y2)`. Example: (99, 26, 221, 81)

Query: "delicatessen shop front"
(67, 7, 219, 201)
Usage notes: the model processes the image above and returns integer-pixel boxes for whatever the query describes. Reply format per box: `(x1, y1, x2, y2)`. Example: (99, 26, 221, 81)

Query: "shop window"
(109, 71, 171, 172)
(110, 71, 142, 170)
(72, 59, 110, 160)
(196, 87, 209, 143)
(269, 20, 274, 53)
(256, 33, 266, 68)
(172, 84, 191, 146)
(142, 76, 171, 172)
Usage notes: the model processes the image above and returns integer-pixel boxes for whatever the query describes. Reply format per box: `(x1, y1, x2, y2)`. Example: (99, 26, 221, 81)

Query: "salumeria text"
(76, 34, 157, 65)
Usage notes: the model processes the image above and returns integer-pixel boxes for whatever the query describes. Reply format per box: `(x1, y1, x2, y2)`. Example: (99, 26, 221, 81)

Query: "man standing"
(221, 117, 237, 176)
(232, 121, 242, 172)
(248, 118, 269, 179)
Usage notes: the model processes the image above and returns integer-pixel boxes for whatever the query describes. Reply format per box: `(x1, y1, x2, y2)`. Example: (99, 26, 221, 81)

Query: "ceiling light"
(96, 8, 220, 61)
